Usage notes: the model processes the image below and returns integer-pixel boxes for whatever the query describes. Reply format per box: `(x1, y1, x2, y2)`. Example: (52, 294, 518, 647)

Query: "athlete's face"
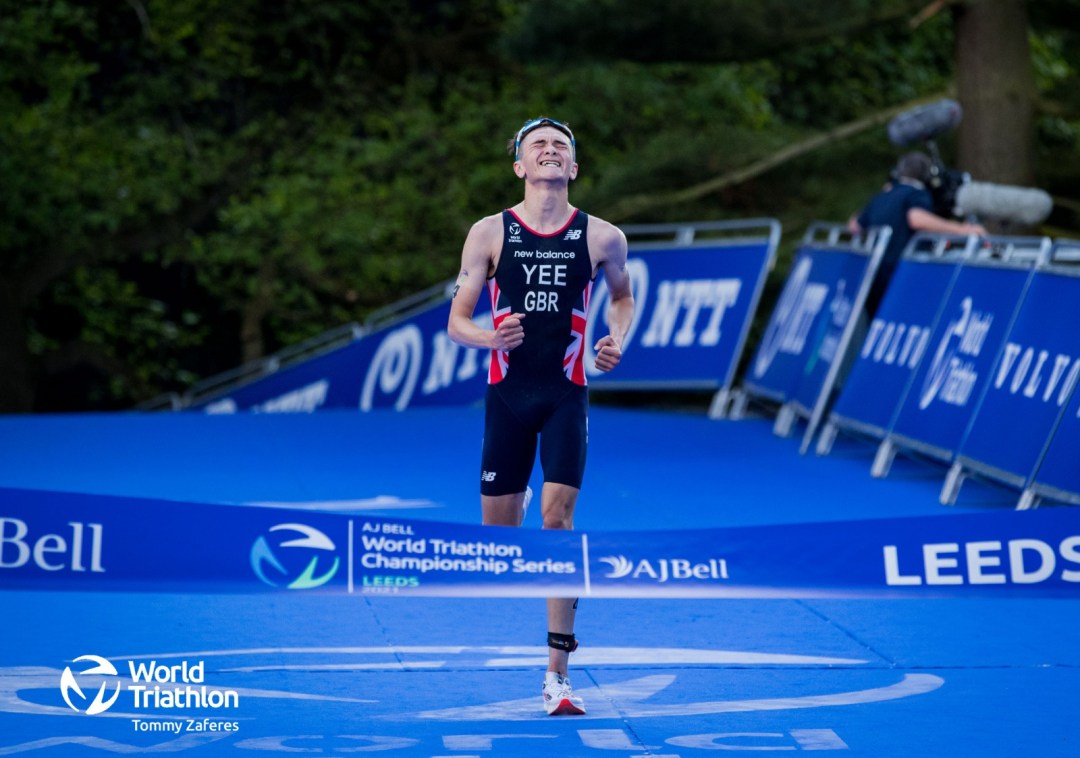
(514, 126, 578, 183)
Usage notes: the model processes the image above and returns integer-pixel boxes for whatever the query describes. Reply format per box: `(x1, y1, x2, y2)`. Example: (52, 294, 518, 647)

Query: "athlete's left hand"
(593, 336, 622, 372)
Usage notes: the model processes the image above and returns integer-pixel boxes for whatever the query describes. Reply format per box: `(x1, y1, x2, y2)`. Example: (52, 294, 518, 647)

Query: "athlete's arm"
(590, 219, 634, 373)
(448, 215, 526, 351)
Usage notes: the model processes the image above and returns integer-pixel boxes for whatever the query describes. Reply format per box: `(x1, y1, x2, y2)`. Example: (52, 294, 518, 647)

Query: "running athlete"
(447, 117, 634, 716)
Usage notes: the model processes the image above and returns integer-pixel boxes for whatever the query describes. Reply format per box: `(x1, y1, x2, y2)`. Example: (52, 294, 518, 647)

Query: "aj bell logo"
(600, 555, 729, 583)
(250, 523, 340, 590)
(60, 655, 121, 715)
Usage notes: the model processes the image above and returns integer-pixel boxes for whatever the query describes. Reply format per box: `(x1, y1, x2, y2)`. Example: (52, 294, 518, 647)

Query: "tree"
(2, 0, 1075, 412)
(954, 0, 1036, 186)
(0, 0, 512, 412)
(504, 0, 1051, 212)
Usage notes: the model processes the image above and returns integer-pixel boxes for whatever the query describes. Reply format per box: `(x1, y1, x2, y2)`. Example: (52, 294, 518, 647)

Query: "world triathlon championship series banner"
(3, 487, 1080, 599)
(191, 228, 776, 414)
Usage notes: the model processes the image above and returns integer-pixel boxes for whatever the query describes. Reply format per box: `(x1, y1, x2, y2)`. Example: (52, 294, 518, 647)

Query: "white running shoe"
(521, 486, 532, 523)
(542, 671, 585, 716)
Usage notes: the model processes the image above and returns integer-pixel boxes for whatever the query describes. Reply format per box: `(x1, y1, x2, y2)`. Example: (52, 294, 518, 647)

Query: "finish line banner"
(2, 487, 1080, 598)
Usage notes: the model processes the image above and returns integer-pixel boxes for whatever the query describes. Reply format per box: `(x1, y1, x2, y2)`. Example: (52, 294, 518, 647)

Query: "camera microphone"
(887, 99, 963, 147)
(955, 181, 1053, 226)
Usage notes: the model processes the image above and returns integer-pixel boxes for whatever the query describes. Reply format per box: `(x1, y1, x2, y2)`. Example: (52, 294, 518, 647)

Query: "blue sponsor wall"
(820, 236, 974, 448)
(1017, 241, 1080, 507)
(945, 244, 1080, 503)
(807, 233, 1080, 510)
(876, 238, 1050, 475)
(195, 296, 491, 413)
(1026, 386, 1080, 506)
(188, 219, 779, 418)
(738, 223, 884, 450)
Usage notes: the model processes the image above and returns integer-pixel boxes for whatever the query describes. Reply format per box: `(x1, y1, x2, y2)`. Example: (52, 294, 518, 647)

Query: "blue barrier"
(4, 486, 1080, 598)
(872, 238, 1051, 479)
(1017, 240, 1080, 509)
(817, 234, 976, 454)
(1022, 387, 1080, 507)
(197, 294, 491, 413)
(593, 221, 779, 416)
(738, 223, 886, 450)
(942, 242, 1080, 505)
(190, 219, 780, 416)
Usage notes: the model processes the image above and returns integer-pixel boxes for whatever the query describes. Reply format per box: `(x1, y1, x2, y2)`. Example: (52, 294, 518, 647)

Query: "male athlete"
(447, 117, 634, 715)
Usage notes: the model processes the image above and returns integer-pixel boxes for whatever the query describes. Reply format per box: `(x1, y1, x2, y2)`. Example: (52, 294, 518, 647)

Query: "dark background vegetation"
(2, 0, 1077, 413)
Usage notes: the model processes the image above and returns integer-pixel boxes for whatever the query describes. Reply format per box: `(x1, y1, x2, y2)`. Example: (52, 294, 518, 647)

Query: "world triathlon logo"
(250, 523, 341, 590)
(60, 655, 121, 715)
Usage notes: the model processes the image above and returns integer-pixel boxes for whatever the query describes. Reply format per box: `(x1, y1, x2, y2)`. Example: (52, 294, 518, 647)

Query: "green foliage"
(766, 15, 954, 127)
(1, 0, 1077, 411)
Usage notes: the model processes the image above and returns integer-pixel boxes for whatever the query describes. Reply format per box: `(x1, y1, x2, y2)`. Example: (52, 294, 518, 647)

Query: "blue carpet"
(0, 406, 1075, 756)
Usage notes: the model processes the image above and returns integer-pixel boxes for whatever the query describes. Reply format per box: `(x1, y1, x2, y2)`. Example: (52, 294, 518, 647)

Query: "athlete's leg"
(482, 491, 529, 527)
(480, 385, 537, 526)
(535, 385, 588, 676)
(542, 482, 580, 675)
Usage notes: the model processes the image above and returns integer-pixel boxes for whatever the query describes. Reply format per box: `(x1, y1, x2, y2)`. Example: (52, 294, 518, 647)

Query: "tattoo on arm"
(452, 270, 469, 299)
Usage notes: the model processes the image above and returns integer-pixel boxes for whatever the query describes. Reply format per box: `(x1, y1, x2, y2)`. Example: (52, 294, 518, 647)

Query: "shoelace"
(546, 676, 574, 699)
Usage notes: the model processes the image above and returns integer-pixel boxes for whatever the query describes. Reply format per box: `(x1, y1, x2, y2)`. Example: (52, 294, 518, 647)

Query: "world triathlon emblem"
(60, 655, 122, 715)
(250, 523, 341, 590)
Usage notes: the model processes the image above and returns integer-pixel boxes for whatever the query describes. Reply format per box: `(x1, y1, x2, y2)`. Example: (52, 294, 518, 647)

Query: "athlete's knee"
(542, 512, 573, 530)
(541, 502, 574, 530)
(539, 483, 579, 530)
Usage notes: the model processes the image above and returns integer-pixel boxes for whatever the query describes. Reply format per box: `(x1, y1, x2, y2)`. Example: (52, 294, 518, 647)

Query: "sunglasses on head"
(514, 117, 575, 159)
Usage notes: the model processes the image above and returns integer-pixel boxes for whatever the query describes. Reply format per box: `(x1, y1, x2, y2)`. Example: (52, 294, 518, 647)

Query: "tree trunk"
(953, 0, 1036, 188)
(0, 283, 35, 413)
(240, 258, 278, 365)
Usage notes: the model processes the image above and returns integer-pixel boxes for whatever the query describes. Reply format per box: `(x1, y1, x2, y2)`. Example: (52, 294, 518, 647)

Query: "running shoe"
(520, 485, 532, 524)
(542, 671, 585, 716)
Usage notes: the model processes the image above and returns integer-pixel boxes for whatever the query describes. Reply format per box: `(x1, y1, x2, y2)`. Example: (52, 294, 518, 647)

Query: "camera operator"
(848, 151, 986, 316)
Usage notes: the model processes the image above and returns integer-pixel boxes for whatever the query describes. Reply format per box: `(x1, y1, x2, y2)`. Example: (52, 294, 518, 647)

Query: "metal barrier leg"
(871, 438, 896, 479)
(773, 404, 796, 438)
(940, 462, 966, 506)
(815, 421, 838, 456)
(727, 390, 749, 420)
(708, 389, 731, 420)
(1016, 489, 1041, 511)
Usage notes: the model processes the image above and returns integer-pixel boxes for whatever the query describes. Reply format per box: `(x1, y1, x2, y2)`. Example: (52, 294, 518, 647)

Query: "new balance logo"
(481, 471, 497, 482)
(563, 229, 582, 240)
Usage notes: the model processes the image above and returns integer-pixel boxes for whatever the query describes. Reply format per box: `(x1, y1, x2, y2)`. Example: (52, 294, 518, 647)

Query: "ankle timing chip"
(547, 632, 578, 652)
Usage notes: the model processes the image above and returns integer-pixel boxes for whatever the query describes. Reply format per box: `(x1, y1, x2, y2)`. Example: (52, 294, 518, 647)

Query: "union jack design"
(563, 281, 593, 385)
(487, 278, 512, 383)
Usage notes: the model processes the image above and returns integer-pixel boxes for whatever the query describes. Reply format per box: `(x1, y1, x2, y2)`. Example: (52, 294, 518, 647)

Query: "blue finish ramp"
(1, 407, 1078, 756)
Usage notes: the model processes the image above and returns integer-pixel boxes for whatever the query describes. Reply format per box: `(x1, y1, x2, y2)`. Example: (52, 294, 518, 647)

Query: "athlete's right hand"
(492, 313, 526, 351)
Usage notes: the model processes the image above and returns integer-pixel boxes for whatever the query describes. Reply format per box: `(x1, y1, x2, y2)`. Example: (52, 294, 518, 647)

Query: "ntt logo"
(250, 523, 341, 590)
(60, 655, 121, 715)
